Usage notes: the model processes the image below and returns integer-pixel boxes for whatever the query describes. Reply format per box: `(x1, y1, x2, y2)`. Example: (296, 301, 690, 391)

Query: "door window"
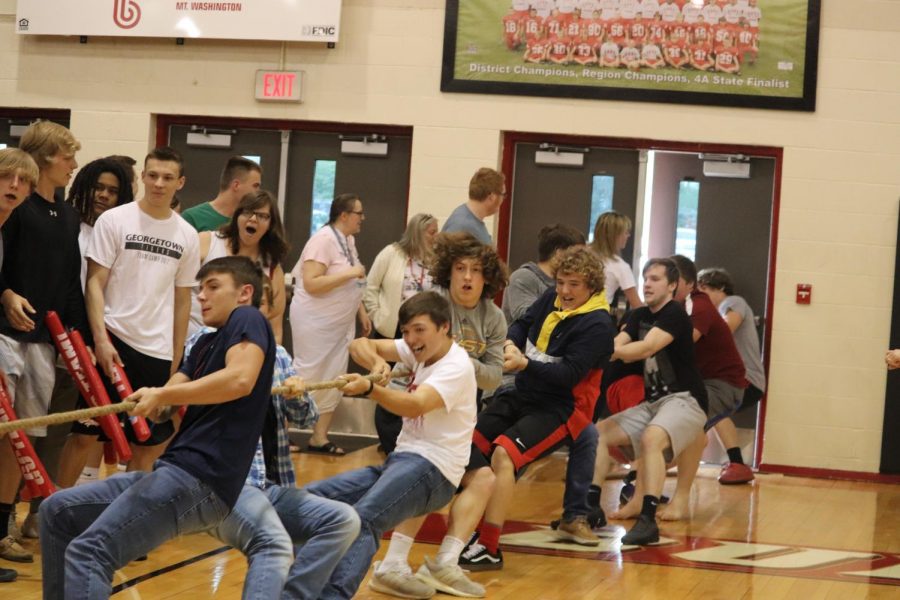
(675, 179, 700, 260)
(310, 159, 337, 237)
(587, 174, 615, 243)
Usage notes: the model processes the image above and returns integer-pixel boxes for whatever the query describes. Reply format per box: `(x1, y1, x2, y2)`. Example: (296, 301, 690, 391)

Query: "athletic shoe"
(416, 556, 485, 598)
(458, 541, 503, 571)
(0, 567, 17, 583)
(718, 462, 754, 484)
(0, 535, 33, 563)
(22, 512, 39, 539)
(369, 561, 435, 599)
(586, 505, 607, 529)
(555, 516, 601, 546)
(620, 515, 659, 546)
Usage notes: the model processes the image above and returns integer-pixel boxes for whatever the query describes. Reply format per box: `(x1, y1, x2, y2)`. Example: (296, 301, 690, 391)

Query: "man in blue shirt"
(441, 168, 505, 246)
(40, 256, 276, 599)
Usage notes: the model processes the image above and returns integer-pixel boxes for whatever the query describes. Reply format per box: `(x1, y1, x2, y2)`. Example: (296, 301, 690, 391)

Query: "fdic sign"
(16, 0, 341, 43)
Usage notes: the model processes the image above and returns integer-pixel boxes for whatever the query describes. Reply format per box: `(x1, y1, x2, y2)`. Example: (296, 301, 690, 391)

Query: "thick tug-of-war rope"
(0, 373, 384, 437)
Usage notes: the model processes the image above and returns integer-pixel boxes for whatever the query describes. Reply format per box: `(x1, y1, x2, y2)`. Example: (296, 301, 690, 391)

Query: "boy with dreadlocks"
(49, 158, 136, 502)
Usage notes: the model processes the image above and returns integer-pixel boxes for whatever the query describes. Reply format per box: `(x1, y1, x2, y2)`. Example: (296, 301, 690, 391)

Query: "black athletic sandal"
(306, 442, 346, 456)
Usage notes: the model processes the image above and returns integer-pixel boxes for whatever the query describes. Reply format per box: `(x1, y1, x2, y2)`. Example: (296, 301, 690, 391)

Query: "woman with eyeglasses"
(188, 189, 289, 341)
(363, 213, 439, 340)
(289, 193, 371, 455)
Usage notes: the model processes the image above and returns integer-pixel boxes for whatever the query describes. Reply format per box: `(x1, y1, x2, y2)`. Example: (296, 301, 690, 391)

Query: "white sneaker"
(368, 561, 436, 599)
(416, 556, 485, 598)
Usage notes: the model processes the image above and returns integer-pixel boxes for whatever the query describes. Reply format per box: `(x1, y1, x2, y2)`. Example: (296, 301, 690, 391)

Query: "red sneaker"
(718, 462, 755, 484)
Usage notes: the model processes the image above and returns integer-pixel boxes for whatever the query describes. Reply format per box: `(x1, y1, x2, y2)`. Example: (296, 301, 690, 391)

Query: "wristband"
(348, 378, 375, 398)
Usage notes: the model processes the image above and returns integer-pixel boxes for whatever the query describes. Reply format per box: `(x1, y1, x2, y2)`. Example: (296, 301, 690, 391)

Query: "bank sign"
(16, 0, 342, 43)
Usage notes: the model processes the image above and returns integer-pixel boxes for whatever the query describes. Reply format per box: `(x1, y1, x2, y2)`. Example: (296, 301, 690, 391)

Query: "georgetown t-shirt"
(161, 306, 276, 508)
(87, 202, 200, 359)
(624, 300, 708, 412)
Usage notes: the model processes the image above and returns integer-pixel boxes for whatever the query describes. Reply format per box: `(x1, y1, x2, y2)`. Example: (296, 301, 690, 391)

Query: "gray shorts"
(704, 378, 745, 429)
(0, 336, 57, 437)
(610, 391, 706, 461)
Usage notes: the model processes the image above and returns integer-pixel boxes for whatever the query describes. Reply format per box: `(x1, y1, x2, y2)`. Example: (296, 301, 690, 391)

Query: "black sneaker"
(458, 540, 503, 571)
(587, 506, 607, 528)
(0, 567, 17, 583)
(621, 514, 659, 546)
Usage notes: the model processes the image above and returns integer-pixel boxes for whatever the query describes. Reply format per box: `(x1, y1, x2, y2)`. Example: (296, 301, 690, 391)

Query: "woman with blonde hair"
(364, 213, 439, 339)
(590, 211, 642, 310)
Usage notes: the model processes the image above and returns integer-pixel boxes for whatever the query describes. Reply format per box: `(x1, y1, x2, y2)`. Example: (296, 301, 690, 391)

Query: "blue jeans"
(306, 452, 456, 600)
(268, 485, 361, 599)
(209, 485, 294, 600)
(210, 484, 360, 600)
(562, 425, 599, 520)
(39, 462, 229, 600)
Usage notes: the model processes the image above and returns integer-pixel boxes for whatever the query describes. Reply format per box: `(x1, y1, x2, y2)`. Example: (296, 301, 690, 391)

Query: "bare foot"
(610, 496, 641, 520)
(658, 496, 689, 521)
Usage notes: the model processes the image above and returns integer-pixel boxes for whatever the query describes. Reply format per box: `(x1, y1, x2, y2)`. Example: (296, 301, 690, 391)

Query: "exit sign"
(255, 70, 303, 103)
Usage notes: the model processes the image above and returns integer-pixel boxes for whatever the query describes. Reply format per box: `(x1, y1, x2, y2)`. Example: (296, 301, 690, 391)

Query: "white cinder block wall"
(1, 0, 897, 472)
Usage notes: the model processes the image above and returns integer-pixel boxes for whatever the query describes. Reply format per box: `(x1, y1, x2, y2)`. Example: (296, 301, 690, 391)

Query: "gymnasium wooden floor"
(7, 446, 899, 599)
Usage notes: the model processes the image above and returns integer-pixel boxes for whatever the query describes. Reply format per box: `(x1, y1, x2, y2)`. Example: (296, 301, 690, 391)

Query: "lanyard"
(407, 258, 426, 291)
(329, 225, 355, 266)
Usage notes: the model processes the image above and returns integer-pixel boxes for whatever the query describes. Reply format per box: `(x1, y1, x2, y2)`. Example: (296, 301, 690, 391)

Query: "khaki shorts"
(610, 391, 706, 461)
(0, 336, 56, 437)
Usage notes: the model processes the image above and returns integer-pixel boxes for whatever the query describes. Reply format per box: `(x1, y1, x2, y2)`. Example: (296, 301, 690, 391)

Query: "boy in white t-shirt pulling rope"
(301, 290, 479, 600)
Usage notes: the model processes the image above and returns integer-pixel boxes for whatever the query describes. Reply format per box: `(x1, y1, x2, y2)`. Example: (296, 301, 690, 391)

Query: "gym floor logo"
(496, 522, 900, 587)
(113, 0, 142, 30)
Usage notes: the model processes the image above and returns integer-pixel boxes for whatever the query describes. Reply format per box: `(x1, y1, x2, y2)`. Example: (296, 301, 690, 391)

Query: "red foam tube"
(0, 382, 56, 499)
(109, 363, 151, 442)
(45, 312, 132, 462)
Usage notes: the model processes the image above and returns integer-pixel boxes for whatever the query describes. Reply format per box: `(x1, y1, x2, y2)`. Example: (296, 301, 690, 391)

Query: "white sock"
(376, 531, 415, 574)
(435, 535, 466, 566)
(76, 467, 100, 485)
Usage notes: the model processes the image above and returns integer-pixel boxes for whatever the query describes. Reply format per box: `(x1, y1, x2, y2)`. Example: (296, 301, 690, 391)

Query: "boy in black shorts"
(459, 246, 616, 569)
(40, 256, 276, 598)
(58, 148, 200, 475)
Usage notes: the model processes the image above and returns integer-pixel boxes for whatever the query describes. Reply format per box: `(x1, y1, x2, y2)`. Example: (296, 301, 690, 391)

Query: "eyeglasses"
(349, 210, 365, 216)
(244, 211, 271, 222)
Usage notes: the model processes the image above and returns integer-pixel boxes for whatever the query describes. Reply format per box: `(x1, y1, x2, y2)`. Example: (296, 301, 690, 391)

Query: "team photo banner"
(16, 0, 343, 43)
(441, 0, 820, 111)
